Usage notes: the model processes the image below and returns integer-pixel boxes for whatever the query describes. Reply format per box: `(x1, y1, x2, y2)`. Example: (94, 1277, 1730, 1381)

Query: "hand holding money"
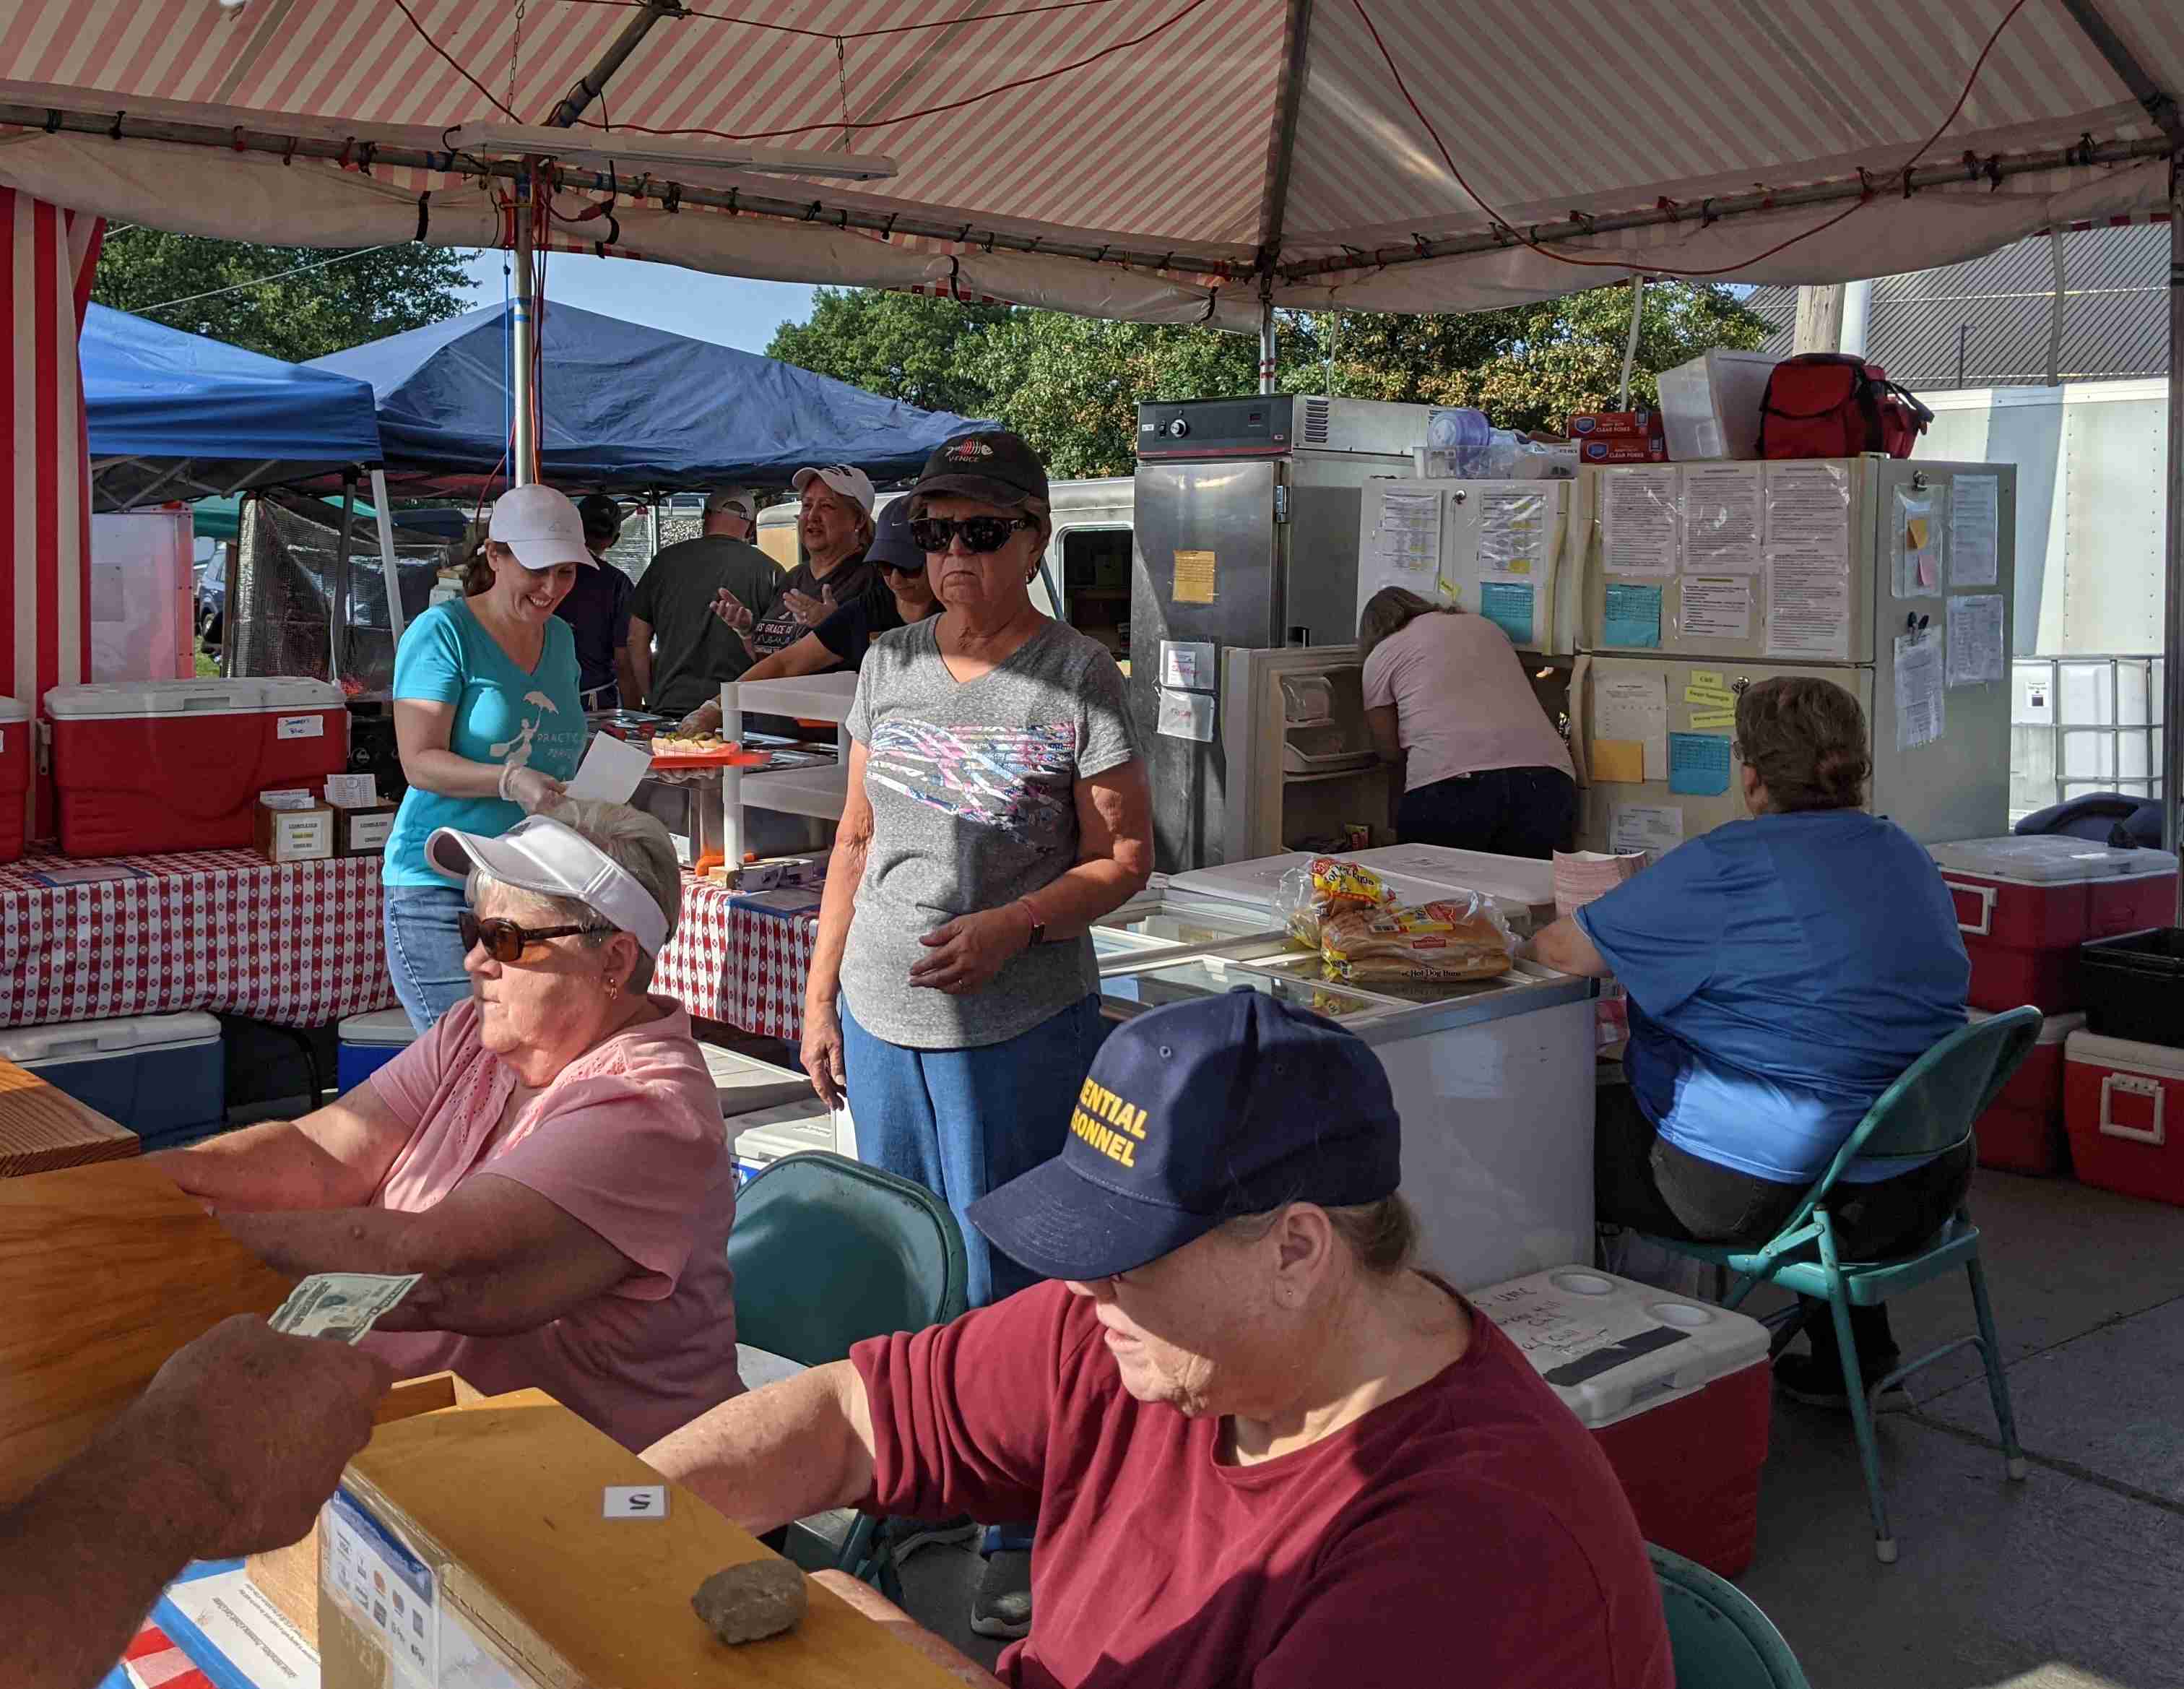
(269, 1272, 422, 1345)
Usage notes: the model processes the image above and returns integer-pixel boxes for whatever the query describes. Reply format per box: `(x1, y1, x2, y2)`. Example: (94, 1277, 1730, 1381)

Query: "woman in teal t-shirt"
(383, 485, 589, 1030)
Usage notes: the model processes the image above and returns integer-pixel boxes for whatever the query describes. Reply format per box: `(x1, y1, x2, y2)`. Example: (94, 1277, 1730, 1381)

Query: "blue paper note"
(1478, 581, 1535, 647)
(1603, 582, 1663, 649)
(1668, 731, 1733, 796)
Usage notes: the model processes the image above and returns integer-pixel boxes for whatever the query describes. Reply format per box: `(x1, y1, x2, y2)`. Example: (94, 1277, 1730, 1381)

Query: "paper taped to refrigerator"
(1894, 631, 1946, 751)
(1945, 594, 2005, 687)
(1609, 803, 1684, 855)
(1595, 672, 1669, 782)
(1668, 732, 1733, 796)
(1683, 463, 1763, 575)
(1600, 468, 1681, 579)
(1764, 551, 1852, 660)
(1479, 580, 1535, 646)
(1949, 475, 2000, 587)
(1894, 485, 1941, 600)
(1375, 489, 1442, 576)
(1156, 686, 1216, 743)
(1480, 490, 1547, 580)
(1602, 582, 1662, 649)
(1764, 462, 1851, 558)
(1678, 575, 1752, 642)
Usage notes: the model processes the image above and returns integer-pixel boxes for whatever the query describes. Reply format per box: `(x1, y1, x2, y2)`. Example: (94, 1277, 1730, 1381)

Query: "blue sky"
(457, 251, 817, 353)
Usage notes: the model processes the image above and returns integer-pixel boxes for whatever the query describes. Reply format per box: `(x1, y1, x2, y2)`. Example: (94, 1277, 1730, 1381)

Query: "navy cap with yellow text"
(965, 988, 1403, 1283)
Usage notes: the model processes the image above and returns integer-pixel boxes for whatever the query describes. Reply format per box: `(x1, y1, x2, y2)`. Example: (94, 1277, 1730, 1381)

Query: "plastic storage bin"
(1967, 1007, 2084, 1175)
(1654, 348, 1779, 461)
(1473, 1266, 1772, 1578)
(0, 1011, 225, 1149)
(2064, 1031, 2184, 1206)
(46, 678, 350, 857)
(1928, 837, 2180, 1013)
(0, 695, 31, 864)
(337, 1008, 419, 1092)
(2079, 928, 2184, 1049)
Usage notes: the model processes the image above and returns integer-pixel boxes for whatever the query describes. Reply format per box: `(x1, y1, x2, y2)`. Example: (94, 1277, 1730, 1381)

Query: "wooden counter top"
(0, 1056, 137, 1178)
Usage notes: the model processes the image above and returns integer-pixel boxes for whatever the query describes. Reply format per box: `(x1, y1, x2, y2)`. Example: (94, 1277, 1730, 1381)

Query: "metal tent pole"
(2165, 167, 2182, 862)
(1616, 275, 1645, 409)
(511, 163, 539, 488)
(370, 468, 405, 647)
(332, 475, 355, 687)
(1258, 295, 1277, 395)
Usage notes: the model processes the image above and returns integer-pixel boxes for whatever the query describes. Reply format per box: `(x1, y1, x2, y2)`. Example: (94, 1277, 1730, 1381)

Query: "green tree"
(766, 288, 1011, 420)
(92, 230, 470, 362)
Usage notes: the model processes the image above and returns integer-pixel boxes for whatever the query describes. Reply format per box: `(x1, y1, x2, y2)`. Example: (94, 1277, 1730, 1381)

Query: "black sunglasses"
(459, 912, 609, 964)
(909, 515, 1034, 554)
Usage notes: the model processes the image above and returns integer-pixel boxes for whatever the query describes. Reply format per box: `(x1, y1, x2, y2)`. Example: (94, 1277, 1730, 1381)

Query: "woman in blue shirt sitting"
(1533, 678, 1972, 1407)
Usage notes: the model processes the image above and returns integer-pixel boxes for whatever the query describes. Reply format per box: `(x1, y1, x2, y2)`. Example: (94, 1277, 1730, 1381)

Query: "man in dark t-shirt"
(557, 493, 636, 708)
(627, 491, 784, 720)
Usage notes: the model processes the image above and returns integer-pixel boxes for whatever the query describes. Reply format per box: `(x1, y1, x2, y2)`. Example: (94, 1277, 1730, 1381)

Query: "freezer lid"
(43, 677, 345, 719)
(1929, 836, 2180, 884)
(1346, 844, 1556, 911)
(0, 1010, 222, 1063)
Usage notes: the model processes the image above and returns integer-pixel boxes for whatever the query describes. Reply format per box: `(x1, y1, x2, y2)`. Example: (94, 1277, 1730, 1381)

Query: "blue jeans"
(840, 993, 1108, 1309)
(383, 882, 472, 1034)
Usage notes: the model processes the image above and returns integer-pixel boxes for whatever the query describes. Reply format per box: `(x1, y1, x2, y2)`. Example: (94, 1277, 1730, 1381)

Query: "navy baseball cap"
(966, 989, 1403, 1282)
(867, 499, 924, 574)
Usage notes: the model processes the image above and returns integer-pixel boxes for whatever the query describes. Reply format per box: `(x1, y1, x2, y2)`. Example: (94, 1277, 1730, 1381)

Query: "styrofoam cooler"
(2064, 1031, 2184, 1206)
(337, 1008, 419, 1092)
(0, 1011, 225, 1149)
(45, 678, 350, 857)
(1929, 837, 2180, 1013)
(1967, 1007, 2084, 1176)
(0, 696, 30, 863)
(1475, 1266, 1772, 1578)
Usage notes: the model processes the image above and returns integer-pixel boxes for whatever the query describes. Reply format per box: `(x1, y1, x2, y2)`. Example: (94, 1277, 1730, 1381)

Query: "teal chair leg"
(1965, 1255, 2029, 1482)
(1818, 1221, 1898, 1564)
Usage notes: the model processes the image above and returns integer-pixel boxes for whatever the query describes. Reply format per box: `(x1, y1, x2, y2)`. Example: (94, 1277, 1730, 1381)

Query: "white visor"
(425, 816, 671, 957)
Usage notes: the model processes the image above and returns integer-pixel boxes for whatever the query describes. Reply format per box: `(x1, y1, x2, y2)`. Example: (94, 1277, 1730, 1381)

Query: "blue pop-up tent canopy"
(309, 301, 994, 496)
(81, 303, 384, 509)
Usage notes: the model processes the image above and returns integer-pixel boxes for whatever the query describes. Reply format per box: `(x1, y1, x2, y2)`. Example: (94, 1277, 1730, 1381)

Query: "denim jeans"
(839, 992, 1109, 1309)
(1398, 766, 1577, 860)
(383, 882, 472, 1034)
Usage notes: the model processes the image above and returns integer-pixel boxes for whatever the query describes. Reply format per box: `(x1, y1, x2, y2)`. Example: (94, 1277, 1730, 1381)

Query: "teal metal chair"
(1649, 1544, 1811, 1688)
(1640, 1006, 2042, 1563)
(726, 1151, 971, 1588)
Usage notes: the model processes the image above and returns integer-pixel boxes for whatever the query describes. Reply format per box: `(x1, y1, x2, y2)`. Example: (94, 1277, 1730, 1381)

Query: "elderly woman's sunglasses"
(909, 515, 1034, 554)
(459, 912, 609, 963)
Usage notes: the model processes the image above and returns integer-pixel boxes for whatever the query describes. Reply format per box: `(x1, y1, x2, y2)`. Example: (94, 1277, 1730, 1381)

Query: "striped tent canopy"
(0, 0, 2177, 325)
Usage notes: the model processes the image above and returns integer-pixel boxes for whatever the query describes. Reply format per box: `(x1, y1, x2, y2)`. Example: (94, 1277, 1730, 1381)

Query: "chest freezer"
(1357, 478, 1577, 655)
(1171, 850, 1551, 933)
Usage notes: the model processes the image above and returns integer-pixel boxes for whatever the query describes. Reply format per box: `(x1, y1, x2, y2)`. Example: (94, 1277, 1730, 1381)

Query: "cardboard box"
(334, 804, 396, 858)
(324, 772, 381, 808)
(319, 1388, 965, 1689)
(730, 855, 821, 893)
(1566, 409, 1668, 463)
(256, 798, 334, 865)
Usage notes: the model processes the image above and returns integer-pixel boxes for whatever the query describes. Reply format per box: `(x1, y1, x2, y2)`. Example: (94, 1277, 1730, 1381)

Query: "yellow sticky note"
(1690, 670, 1725, 691)
(1172, 550, 1217, 605)
(1591, 739, 1646, 784)
(1689, 709, 1736, 730)
(1907, 516, 1930, 548)
(1685, 687, 1736, 708)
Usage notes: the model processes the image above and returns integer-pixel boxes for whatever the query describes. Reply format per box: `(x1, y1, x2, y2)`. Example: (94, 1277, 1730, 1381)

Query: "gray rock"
(691, 1560, 808, 1646)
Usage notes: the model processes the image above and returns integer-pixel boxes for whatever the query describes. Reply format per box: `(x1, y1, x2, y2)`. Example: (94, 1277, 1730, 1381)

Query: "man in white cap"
(628, 489, 784, 718)
(727, 464, 878, 664)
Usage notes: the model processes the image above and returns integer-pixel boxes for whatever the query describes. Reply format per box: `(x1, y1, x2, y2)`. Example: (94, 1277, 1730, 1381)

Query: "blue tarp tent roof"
(308, 301, 994, 496)
(81, 303, 383, 510)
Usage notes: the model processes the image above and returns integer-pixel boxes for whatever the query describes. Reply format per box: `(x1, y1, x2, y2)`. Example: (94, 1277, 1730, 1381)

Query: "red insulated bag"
(1757, 353, 1933, 459)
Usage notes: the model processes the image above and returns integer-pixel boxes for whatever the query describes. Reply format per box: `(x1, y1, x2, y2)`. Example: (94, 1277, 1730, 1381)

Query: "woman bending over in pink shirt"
(151, 800, 742, 1453)
(1358, 587, 1576, 860)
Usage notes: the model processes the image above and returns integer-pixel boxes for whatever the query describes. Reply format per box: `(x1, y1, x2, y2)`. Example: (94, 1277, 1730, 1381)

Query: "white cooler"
(0, 1012, 225, 1150)
(730, 1099, 840, 1183)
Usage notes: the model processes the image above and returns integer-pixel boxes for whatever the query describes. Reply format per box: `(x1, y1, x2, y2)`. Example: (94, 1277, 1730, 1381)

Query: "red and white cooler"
(1929, 837, 2180, 1014)
(1967, 1007, 2084, 1177)
(2064, 1031, 2184, 1207)
(1474, 1266, 1771, 1578)
(0, 696, 30, 863)
(44, 678, 349, 858)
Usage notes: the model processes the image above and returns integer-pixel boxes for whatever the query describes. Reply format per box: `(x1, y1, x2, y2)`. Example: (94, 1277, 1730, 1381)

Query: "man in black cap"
(557, 493, 638, 709)
(627, 490, 784, 717)
(648, 992, 1671, 1689)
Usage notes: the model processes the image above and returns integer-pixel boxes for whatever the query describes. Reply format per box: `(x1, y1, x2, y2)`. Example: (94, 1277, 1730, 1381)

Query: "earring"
(605, 975, 622, 1001)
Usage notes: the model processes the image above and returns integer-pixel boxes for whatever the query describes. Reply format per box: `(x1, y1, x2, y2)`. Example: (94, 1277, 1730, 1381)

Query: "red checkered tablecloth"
(0, 849, 395, 1029)
(655, 876, 820, 1040)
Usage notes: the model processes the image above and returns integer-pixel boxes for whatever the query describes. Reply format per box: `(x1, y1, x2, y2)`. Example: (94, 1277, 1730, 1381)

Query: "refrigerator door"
(1356, 478, 1574, 655)
(1582, 459, 1880, 662)
(1574, 653, 1874, 852)
(1130, 457, 1285, 871)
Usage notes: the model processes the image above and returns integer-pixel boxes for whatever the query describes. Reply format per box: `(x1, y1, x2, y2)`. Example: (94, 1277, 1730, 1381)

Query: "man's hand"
(780, 585, 832, 626)
(134, 1316, 392, 1558)
(709, 588, 755, 635)
(909, 905, 1034, 995)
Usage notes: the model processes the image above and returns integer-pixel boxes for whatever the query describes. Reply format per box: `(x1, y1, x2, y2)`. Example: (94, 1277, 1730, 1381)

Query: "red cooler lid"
(1930, 835, 2180, 885)
(0, 696, 27, 724)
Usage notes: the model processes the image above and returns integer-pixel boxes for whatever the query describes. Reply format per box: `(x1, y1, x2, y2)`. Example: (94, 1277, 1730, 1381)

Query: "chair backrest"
(1795, 1006, 2043, 1219)
(1650, 1544, 1811, 1689)
(726, 1152, 971, 1368)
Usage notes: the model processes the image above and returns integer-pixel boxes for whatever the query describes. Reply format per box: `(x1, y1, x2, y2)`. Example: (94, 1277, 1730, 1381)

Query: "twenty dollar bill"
(268, 1272, 421, 1344)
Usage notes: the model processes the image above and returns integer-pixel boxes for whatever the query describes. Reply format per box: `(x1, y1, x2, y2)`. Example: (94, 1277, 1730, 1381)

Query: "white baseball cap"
(487, 485, 592, 572)
(792, 463, 876, 515)
(425, 815, 672, 957)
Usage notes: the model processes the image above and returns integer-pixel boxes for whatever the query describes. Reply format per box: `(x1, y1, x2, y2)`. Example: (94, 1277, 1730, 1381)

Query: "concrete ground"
(880, 1168, 2184, 1688)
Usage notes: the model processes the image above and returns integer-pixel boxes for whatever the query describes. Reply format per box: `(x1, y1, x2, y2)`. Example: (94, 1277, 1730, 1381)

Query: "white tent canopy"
(0, 0, 2173, 316)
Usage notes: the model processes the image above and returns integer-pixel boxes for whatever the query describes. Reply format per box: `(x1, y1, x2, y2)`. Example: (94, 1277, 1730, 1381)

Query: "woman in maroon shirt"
(649, 992, 1671, 1689)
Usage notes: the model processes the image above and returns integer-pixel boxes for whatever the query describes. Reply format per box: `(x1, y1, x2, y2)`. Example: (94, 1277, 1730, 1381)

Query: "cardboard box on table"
(318, 1385, 967, 1689)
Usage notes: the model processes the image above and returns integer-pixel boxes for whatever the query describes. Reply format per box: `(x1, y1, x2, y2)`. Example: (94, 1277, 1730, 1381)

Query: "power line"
(132, 245, 394, 315)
